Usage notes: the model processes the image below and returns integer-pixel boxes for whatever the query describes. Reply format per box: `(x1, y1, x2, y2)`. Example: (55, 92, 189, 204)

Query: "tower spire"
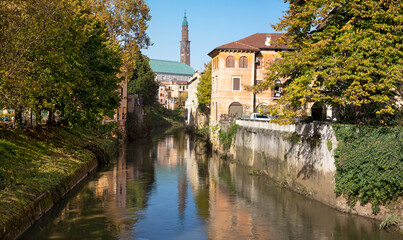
(180, 10, 190, 66)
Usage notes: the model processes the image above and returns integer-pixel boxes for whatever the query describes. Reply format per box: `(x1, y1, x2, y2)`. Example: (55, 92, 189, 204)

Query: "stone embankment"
(211, 120, 402, 226)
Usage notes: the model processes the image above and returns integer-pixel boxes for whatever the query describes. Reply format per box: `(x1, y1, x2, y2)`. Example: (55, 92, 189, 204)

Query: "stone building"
(150, 59, 194, 82)
(159, 80, 189, 110)
(185, 72, 208, 129)
(208, 33, 293, 125)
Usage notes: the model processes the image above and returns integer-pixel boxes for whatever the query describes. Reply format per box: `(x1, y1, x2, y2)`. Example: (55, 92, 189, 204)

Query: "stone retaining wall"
(233, 120, 338, 205)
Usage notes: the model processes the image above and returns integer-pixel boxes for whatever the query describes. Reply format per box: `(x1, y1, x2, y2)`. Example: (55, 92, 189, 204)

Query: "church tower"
(180, 11, 190, 66)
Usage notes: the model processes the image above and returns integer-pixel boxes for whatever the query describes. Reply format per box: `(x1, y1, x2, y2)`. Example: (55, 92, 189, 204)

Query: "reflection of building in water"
(156, 135, 180, 166)
(206, 156, 273, 239)
(92, 144, 134, 239)
(185, 136, 199, 190)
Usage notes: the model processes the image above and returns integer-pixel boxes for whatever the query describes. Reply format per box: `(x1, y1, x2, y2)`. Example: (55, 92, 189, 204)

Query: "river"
(19, 129, 400, 239)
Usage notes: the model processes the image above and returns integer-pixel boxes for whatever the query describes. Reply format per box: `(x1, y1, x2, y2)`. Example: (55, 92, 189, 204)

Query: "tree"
(196, 62, 212, 115)
(128, 54, 158, 106)
(0, 0, 122, 127)
(262, 0, 403, 125)
(84, 0, 151, 81)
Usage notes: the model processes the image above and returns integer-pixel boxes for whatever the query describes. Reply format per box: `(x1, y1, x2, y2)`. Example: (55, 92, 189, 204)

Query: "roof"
(172, 81, 188, 85)
(208, 33, 294, 57)
(182, 12, 188, 26)
(149, 59, 195, 76)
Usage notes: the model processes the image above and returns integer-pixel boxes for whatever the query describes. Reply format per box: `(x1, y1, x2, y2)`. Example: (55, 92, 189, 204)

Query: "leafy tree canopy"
(0, 0, 122, 127)
(262, 0, 402, 125)
(196, 62, 212, 114)
(128, 53, 158, 107)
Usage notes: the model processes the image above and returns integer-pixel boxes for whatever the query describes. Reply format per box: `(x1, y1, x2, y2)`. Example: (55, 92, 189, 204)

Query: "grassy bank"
(150, 105, 185, 129)
(0, 125, 119, 237)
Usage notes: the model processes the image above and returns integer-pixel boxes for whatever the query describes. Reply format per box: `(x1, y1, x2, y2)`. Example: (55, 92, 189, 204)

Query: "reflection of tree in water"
(125, 137, 155, 211)
(218, 162, 237, 196)
(193, 138, 211, 221)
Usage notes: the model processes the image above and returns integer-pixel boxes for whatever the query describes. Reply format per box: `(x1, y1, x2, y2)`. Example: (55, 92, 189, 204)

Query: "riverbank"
(0, 126, 119, 239)
(211, 122, 402, 234)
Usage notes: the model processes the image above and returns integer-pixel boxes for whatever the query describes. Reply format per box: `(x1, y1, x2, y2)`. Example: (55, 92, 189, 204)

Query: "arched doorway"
(311, 102, 325, 121)
(228, 102, 243, 117)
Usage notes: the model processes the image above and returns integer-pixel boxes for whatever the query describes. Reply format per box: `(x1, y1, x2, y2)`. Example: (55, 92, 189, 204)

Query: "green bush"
(333, 125, 403, 213)
(218, 124, 238, 150)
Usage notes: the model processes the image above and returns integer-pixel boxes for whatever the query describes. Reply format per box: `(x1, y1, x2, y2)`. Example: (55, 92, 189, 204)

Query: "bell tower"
(180, 11, 190, 66)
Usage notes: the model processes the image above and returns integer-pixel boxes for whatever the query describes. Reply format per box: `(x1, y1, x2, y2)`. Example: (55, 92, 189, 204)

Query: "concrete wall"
(231, 120, 338, 206)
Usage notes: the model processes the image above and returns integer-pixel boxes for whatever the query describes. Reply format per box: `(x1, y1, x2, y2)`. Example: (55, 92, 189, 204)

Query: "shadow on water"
(19, 128, 401, 240)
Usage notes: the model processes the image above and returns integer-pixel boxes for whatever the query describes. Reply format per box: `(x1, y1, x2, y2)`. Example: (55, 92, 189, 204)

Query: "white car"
(250, 113, 273, 121)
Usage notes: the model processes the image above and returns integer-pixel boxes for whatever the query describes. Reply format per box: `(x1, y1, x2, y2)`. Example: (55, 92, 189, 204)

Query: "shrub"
(333, 125, 403, 213)
(218, 124, 238, 150)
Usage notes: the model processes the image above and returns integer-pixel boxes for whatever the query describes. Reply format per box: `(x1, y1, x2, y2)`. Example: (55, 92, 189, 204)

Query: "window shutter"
(239, 56, 248, 68)
(233, 77, 240, 91)
(226, 56, 235, 68)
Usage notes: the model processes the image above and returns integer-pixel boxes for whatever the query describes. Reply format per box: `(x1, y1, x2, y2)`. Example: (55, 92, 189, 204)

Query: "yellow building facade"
(208, 33, 292, 125)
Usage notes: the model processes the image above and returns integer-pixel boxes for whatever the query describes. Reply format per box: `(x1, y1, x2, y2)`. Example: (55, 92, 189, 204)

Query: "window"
(256, 57, 263, 69)
(121, 87, 123, 98)
(239, 56, 248, 68)
(226, 56, 235, 68)
(232, 77, 241, 91)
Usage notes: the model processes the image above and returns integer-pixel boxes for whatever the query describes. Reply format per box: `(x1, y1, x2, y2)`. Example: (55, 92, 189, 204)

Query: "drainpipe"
(252, 52, 257, 112)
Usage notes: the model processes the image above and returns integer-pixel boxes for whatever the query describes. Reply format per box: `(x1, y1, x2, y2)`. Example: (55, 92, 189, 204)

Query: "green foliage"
(196, 62, 212, 115)
(196, 125, 210, 139)
(379, 215, 400, 230)
(149, 105, 184, 129)
(263, 0, 403, 125)
(333, 125, 403, 213)
(128, 54, 158, 106)
(0, 0, 153, 127)
(0, 0, 123, 127)
(218, 124, 238, 150)
(326, 140, 333, 151)
(0, 126, 117, 227)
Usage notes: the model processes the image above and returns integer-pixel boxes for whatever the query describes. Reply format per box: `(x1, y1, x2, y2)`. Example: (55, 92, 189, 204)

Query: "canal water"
(20, 129, 400, 240)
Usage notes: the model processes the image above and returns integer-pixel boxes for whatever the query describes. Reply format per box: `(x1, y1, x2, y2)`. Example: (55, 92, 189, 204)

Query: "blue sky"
(141, 0, 289, 72)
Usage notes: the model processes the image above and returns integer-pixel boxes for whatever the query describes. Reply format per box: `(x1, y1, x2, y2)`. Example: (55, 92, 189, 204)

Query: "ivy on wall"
(333, 125, 403, 213)
(219, 124, 238, 150)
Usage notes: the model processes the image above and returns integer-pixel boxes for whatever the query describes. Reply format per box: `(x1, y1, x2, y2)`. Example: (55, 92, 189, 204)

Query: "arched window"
(226, 56, 235, 68)
(239, 56, 248, 68)
(229, 102, 243, 117)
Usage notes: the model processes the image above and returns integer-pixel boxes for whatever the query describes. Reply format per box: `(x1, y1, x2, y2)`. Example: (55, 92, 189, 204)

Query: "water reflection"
(20, 130, 401, 240)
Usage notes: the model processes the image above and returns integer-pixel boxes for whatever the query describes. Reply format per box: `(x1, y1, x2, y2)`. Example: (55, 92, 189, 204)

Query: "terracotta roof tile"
(208, 33, 293, 57)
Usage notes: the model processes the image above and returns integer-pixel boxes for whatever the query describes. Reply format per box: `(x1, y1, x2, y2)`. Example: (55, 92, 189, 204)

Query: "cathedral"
(150, 11, 194, 109)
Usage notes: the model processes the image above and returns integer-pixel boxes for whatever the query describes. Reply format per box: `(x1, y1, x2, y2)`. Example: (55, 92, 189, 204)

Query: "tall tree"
(84, 0, 151, 80)
(196, 62, 212, 115)
(128, 54, 158, 106)
(262, 0, 402, 125)
(0, 0, 122, 126)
